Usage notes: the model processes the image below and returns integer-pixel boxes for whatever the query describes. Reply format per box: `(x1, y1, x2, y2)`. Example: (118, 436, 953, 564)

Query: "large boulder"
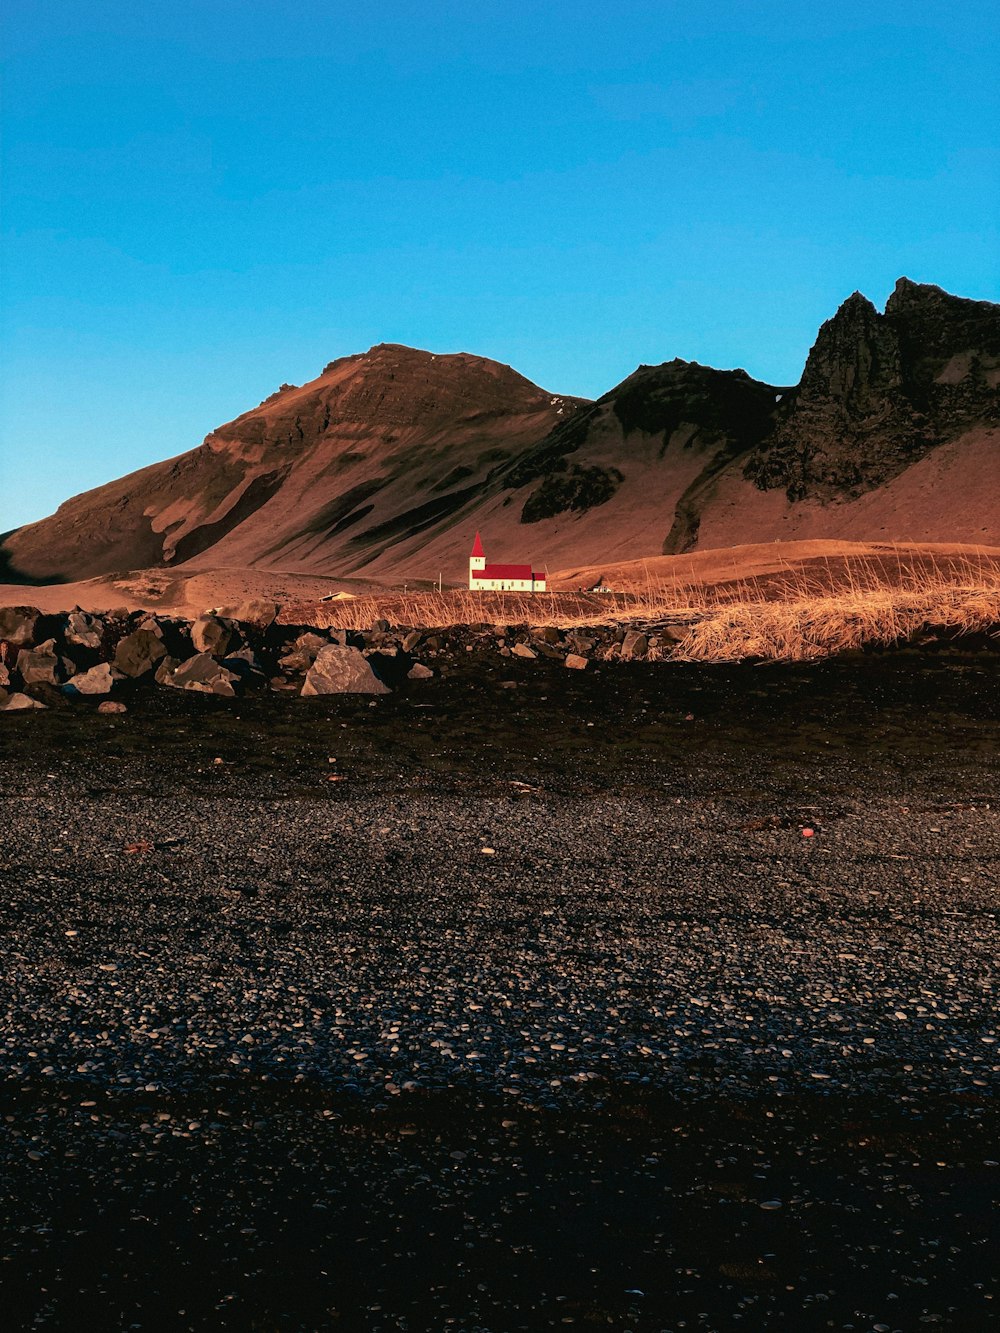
(16, 639, 61, 685)
(65, 663, 120, 696)
(301, 646, 391, 696)
(114, 629, 168, 678)
(233, 599, 278, 629)
(190, 615, 234, 658)
(65, 610, 104, 651)
(0, 606, 40, 647)
(161, 652, 239, 696)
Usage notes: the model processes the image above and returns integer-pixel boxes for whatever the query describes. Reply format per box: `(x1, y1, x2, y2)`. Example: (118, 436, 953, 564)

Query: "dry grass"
(281, 546, 1000, 662)
(673, 548, 1000, 662)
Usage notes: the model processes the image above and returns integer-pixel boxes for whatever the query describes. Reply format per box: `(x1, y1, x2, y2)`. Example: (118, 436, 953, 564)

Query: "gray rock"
(233, 599, 277, 629)
(114, 629, 168, 678)
(278, 632, 329, 673)
(0, 606, 40, 647)
(64, 610, 104, 651)
(0, 691, 45, 711)
(621, 631, 648, 659)
(0, 693, 46, 714)
(564, 653, 588, 670)
(402, 630, 423, 653)
(154, 656, 180, 685)
(97, 700, 127, 714)
(407, 662, 434, 680)
(65, 663, 119, 695)
(162, 652, 239, 696)
(0, 661, 8, 688)
(190, 615, 234, 658)
(16, 639, 61, 685)
(531, 626, 562, 645)
(511, 643, 537, 660)
(301, 646, 391, 696)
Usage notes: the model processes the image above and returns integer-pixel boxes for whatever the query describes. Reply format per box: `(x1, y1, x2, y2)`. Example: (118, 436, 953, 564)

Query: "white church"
(468, 532, 547, 592)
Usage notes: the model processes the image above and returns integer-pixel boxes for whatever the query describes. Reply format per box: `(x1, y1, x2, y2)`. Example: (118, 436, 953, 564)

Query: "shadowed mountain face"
(3, 280, 998, 586)
(744, 279, 1000, 501)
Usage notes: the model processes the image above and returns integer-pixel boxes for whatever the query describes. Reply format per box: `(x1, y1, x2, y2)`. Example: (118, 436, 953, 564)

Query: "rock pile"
(0, 605, 438, 711)
(0, 602, 693, 713)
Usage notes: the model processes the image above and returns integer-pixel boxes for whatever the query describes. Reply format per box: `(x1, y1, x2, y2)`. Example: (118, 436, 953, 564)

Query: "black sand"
(1, 655, 998, 1330)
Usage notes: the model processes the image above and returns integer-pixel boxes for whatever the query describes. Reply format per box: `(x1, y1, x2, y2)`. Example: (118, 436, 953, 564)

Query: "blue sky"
(2, 0, 997, 531)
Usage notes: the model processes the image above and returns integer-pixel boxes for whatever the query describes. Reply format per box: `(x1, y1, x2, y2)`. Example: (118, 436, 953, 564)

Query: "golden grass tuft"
(671, 549, 1000, 662)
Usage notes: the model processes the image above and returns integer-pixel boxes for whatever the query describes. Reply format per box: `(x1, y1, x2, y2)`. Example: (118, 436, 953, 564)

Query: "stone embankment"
(0, 600, 687, 711)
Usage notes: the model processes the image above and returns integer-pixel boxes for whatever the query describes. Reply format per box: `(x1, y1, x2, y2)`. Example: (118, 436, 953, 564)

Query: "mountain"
(0, 345, 583, 584)
(2, 279, 997, 591)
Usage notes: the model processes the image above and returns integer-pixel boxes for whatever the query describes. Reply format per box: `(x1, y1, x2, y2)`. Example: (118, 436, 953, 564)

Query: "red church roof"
(472, 563, 544, 581)
(470, 531, 485, 558)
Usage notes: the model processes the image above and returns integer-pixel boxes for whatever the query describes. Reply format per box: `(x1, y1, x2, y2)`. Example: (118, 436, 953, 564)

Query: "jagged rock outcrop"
(745, 280, 999, 500)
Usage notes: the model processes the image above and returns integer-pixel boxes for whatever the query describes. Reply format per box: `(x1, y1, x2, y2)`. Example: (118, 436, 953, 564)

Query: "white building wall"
(472, 578, 547, 592)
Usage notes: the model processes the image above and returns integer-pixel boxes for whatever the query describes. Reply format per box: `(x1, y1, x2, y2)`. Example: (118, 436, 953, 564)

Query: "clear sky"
(2, 0, 997, 531)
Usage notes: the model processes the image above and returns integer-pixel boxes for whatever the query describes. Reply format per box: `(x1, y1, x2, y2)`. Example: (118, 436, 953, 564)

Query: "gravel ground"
(1, 656, 998, 1331)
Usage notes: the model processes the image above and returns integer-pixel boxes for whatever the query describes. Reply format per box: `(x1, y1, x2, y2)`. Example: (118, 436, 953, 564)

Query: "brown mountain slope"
(0, 344, 583, 584)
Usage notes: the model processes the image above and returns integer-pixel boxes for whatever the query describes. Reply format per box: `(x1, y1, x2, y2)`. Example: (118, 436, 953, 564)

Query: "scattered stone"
(161, 653, 239, 696)
(0, 662, 8, 688)
(16, 640, 61, 685)
(65, 663, 119, 696)
(278, 633, 329, 673)
(154, 656, 180, 685)
(407, 663, 434, 680)
(531, 626, 562, 644)
(64, 610, 104, 651)
(0, 691, 46, 711)
(621, 631, 648, 659)
(511, 643, 537, 660)
(190, 615, 234, 658)
(97, 700, 127, 714)
(564, 653, 588, 670)
(114, 629, 167, 678)
(402, 630, 423, 652)
(302, 646, 390, 696)
(0, 605, 40, 647)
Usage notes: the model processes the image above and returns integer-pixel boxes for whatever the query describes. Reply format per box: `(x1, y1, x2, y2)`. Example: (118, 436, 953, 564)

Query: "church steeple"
(469, 531, 486, 587)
